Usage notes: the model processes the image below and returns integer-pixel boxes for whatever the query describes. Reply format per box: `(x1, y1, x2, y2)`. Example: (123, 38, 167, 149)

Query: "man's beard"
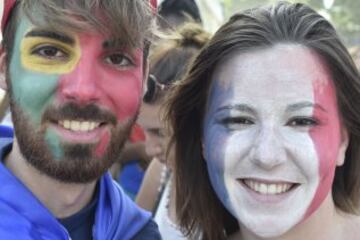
(10, 98, 137, 183)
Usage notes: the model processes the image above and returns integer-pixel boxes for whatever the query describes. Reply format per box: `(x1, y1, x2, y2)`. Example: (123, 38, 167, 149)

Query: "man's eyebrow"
(103, 39, 131, 50)
(286, 101, 327, 113)
(25, 30, 75, 45)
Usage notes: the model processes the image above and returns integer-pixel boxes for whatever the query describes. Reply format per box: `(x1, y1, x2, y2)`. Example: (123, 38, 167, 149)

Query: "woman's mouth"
(242, 179, 296, 195)
(236, 178, 300, 203)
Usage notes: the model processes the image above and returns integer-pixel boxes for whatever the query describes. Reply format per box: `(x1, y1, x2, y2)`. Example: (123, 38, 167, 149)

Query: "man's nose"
(59, 57, 101, 105)
(250, 126, 287, 170)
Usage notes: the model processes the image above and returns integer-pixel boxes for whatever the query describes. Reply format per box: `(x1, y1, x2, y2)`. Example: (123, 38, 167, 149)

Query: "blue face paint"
(202, 79, 235, 214)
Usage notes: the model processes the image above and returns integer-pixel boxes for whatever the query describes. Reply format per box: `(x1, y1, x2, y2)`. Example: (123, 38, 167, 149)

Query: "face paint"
(57, 33, 143, 122)
(8, 13, 144, 182)
(55, 32, 143, 159)
(202, 44, 346, 238)
(305, 70, 343, 218)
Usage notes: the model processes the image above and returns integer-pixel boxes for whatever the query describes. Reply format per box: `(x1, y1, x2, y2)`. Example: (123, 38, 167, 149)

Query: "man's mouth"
(240, 179, 298, 195)
(58, 120, 102, 132)
(49, 119, 110, 143)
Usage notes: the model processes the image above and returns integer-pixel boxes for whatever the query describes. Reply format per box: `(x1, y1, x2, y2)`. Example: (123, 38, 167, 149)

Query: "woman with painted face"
(165, 2, 360, 240)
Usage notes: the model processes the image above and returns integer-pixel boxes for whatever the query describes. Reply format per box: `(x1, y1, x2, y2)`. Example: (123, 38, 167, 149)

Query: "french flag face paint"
(202, 44, 348, 238)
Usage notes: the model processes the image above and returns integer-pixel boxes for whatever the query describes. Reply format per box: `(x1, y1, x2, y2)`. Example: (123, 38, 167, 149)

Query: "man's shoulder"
(131, 219, 162, 240)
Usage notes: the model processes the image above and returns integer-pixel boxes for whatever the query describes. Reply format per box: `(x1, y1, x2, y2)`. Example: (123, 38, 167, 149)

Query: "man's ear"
(0, 45, 8, 91)
(143, 59, 149, 83)
(142, 59, 149, 96)
(336, 127, 349, 166)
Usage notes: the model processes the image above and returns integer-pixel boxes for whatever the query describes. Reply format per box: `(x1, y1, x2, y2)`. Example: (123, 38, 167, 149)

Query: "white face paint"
(202, 44, 347, 238)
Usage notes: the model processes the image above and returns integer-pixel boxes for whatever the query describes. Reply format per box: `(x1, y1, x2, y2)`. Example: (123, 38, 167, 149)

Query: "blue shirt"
(0, 137, 161, 240)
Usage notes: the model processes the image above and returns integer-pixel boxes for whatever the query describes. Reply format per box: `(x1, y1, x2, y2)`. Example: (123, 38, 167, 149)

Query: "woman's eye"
(32, 46, 67, 60)
(220, 117, 254, 129)
(105, 53, 133, 67)
(287, 117, 318, 127)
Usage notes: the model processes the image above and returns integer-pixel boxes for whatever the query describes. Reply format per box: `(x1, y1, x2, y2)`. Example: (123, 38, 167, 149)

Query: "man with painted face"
(0, 0, 161, 239)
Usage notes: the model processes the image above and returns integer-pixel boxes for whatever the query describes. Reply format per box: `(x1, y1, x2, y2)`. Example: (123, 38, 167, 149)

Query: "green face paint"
(44, 129, 63, 160)
(9, 15, 63, 159)
(10, 17, 60, 125)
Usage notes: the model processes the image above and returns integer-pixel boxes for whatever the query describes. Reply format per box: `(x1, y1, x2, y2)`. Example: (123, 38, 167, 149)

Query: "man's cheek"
(105, 75, 142, 121)
(10, 71, 60, 125)
(113, 90, 141, 121)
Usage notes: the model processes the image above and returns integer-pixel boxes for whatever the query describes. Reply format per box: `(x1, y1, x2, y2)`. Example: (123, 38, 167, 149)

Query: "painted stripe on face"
(11, 19, 62, 125)
(203, 79, 232, 212)
(305, 75, 342, 218)
(10, 17, 69, 160)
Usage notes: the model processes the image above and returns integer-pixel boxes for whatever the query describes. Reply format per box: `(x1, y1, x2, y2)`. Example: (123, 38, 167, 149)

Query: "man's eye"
(32, 46, 67, 60)
(287, 117, 318, 127)
(105, 53, 133, 67)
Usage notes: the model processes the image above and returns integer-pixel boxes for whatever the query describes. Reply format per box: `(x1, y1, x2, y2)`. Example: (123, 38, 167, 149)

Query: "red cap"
(1, 0, 16, 34)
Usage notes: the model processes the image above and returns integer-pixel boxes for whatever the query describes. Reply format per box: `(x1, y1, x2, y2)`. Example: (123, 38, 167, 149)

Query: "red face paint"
(57, 32, 143, 122)
(95, 130, 111, 158)
(52, 32, 144, 158)
(305, 76, 342, 218)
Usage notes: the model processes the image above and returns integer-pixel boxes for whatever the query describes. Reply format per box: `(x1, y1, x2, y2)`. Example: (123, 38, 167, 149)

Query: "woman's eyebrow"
(215, 104, 255, 114)
(286, 101, 327, 113)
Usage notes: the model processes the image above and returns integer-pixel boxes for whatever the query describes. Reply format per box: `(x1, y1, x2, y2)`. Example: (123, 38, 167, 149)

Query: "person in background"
(110, 123, 151, 199)
(136, 23, 210, 239)
(113, 0, 203, 200)
(158, 0, 202, 30)
(0, 0, 161, 239)
(166, 2, 360, 240)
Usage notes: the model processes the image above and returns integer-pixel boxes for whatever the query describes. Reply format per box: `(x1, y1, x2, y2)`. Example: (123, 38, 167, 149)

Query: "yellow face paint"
(21, 34, 81, 74)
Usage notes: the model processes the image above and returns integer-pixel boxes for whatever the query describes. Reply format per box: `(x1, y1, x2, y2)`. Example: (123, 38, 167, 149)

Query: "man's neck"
(4, 139, 97, 219)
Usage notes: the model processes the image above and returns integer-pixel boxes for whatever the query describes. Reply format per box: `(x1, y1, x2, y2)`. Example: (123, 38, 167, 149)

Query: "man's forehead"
(2, 0, 158, 37)
(17, 15, 141, 53)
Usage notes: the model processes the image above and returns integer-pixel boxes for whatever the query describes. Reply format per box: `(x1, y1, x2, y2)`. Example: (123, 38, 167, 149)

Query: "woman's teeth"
(243, 179, 293, 195)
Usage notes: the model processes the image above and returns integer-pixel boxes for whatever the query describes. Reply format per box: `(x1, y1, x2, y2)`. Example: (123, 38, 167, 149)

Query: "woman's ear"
(336, 127, 349, 166)
(0, 46, 8, 91)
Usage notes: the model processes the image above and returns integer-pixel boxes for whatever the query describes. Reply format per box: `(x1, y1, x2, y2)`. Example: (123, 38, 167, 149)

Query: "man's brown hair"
(2, 0, 157, 64)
